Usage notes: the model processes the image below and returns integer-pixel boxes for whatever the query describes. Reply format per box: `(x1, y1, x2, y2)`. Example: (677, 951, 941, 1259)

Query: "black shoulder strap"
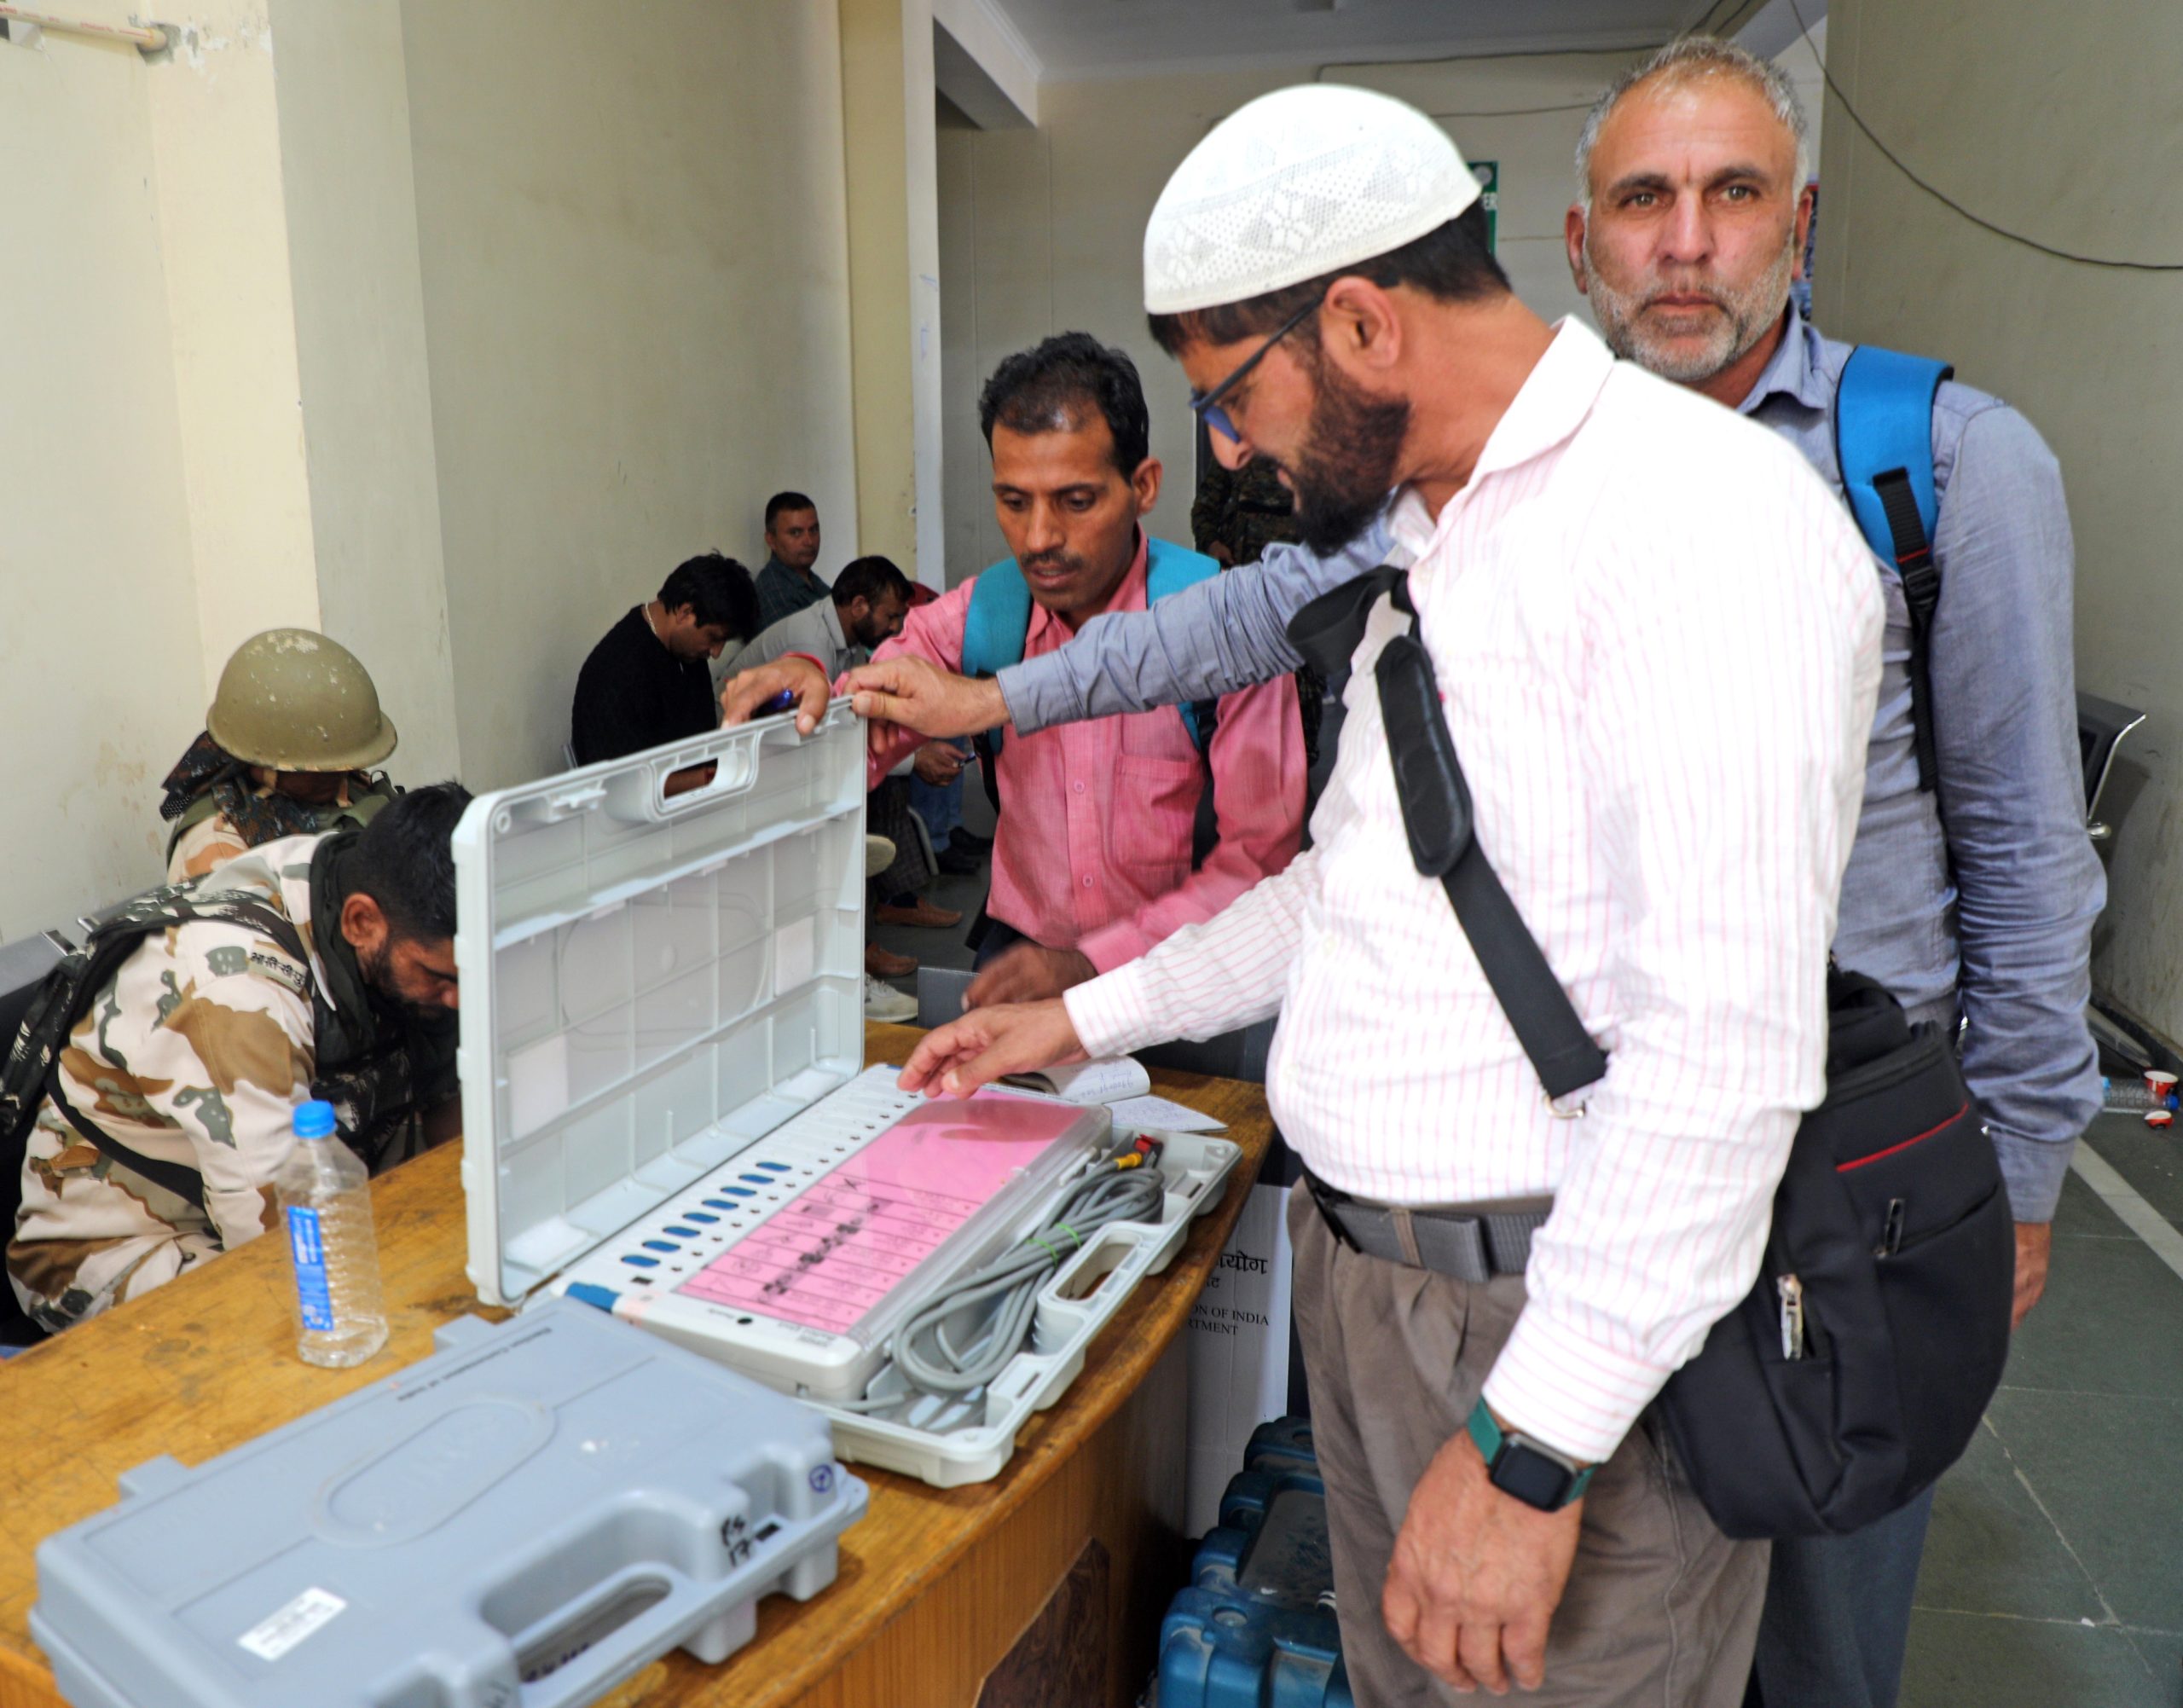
(1873, 472, 1943, 794)
(1288, 569, 1608, 1102)
(43, 1057, 209, 1212)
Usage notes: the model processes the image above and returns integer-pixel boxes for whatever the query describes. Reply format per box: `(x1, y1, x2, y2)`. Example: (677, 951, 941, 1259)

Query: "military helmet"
(205, 629, 398, 772)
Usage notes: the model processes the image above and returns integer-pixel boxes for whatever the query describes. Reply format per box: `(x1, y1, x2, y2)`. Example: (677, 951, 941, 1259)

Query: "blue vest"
(958, 537, 1221, 754)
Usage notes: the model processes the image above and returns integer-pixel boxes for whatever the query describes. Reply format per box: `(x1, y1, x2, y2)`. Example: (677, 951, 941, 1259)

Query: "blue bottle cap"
(292, 1099, 338, 1140)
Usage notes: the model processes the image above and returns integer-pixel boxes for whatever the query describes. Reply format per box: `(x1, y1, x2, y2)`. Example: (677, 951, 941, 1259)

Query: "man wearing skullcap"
(866, 84, 1884, 1705)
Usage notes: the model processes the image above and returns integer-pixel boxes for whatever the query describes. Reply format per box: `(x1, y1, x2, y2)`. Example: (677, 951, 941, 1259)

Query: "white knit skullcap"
(1144, 84, 1479, 316)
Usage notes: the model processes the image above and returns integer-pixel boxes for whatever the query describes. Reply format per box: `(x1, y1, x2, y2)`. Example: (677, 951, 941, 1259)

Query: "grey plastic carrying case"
(31, 1299, 868, 1708)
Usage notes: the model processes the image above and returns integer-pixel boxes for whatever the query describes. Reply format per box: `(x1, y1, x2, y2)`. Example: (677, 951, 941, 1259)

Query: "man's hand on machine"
(720, 656, 831, 735)
(964, 943, 1095, 1010)
(841, 656, 1010, 749)
(897, 999, 1088, 1097)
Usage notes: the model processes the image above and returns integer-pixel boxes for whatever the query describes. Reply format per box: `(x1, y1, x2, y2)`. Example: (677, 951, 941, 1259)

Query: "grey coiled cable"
(841, 1161, 1167, 1410)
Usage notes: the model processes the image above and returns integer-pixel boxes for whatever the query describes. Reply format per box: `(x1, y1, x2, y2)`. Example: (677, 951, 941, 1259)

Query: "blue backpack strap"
(959, 558, 1034, 773)
(1144, 539, 1223, 756)
(959, 557, 1034, 682)
(1834, 345, 1952, 793)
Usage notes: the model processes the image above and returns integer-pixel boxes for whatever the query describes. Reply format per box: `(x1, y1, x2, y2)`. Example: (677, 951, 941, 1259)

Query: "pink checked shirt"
(866, 534, 1304, 972)
(1064, 322, 1883, 1462)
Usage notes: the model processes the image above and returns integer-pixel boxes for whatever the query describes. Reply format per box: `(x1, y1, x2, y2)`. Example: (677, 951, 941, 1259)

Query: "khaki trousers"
(1287, 1190, 1768, 1707)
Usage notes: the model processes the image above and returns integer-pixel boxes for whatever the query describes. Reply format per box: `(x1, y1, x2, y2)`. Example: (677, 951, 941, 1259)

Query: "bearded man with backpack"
(3, 783, 470, 1335)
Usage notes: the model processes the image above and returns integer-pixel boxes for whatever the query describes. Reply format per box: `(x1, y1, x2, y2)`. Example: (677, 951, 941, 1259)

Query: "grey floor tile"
(1901, 1610, 2167, 1708)
(2053, 1167, 2135, 1239)
(1916, 1420, 2107, 1622)
(2083, 1117, 2183, 1231)
(1985, 1389, 2183, 1633)
(2121, 1626, 2183, 1699)
(2000, 1235, 2183, 1400)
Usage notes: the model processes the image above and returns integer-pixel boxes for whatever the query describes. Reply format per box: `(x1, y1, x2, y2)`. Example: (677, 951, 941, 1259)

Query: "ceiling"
(981, 0, 1757, 82)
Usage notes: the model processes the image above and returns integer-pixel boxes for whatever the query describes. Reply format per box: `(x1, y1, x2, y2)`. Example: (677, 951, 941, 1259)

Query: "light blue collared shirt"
(999, 313, 2104, 1218)
(1735, 313, 2102, 1218)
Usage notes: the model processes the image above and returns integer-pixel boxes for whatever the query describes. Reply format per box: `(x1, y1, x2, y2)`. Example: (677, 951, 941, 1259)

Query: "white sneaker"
(863, 972, 917, 1022)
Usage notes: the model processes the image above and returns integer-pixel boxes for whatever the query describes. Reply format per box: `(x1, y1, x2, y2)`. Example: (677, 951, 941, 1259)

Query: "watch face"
(1493, 1443, 1575, 1511)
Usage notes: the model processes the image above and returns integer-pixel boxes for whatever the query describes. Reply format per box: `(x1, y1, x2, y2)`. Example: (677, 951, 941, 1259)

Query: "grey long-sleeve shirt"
(998, 312, 2103, 1220)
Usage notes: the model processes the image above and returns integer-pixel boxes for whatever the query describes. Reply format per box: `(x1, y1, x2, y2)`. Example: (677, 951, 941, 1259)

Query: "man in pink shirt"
(874, 333, 1305, 1008)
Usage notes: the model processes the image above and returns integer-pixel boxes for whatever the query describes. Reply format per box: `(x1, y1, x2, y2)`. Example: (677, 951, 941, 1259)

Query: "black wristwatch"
(1467, 1398, 1595, 1512)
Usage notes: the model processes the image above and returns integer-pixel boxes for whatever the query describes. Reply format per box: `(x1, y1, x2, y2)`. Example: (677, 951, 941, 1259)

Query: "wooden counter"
(0, 1024, 1271, 1708)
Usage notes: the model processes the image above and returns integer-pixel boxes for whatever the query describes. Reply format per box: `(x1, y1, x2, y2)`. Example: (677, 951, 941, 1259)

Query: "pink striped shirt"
(1066, 321, 1882, 1462)
(866, 534, 1305, 972)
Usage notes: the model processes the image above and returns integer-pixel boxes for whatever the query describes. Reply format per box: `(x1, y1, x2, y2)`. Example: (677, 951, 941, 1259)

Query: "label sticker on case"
(237, 1586, 346, 1662)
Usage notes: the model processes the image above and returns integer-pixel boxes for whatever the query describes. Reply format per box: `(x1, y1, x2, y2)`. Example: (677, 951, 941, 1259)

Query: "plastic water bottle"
(275, 1099, 390, 1368)
(2101, 1076, 2179, 1123)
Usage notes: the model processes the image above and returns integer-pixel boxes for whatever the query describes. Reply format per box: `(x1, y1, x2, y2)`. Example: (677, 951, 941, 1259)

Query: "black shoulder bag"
(1289, 568, 2015, 1538)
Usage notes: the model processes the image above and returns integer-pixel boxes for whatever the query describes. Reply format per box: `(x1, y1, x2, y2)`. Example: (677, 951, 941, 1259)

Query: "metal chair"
(2079, 691, 2147, 845)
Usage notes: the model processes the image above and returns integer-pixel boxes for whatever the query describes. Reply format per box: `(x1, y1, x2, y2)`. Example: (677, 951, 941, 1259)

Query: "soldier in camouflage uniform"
(7, 784, 469, 1332)
(1189, 455, 1327, 767)
(161, 628, 401, 882)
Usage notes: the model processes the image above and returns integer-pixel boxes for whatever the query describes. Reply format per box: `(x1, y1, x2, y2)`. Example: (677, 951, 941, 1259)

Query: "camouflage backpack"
(0, 884, 310, 1232)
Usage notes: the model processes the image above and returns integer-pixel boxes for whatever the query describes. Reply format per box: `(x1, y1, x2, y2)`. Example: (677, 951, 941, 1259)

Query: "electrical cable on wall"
(1782, 0, 2183, 270)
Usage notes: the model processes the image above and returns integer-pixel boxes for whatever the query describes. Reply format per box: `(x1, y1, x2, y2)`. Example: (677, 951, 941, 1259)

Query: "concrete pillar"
(269, 0, 462, 785)
(142, 1, 322, 686)
(840, 0, 945, 586)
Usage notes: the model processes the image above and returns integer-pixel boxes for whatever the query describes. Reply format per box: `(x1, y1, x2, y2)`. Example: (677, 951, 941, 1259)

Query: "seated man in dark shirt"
(571, 553, 757, 766)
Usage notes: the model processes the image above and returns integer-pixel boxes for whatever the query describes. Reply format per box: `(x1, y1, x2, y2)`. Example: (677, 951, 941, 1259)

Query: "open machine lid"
(451, 707, 869, 1306)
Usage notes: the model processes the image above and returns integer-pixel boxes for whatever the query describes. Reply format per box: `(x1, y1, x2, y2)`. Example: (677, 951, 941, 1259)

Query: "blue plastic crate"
(1241, 1417, 1318, 1476)
(1159, 1432, 1350, 1708)
(1157, 1589, 1352, 1708)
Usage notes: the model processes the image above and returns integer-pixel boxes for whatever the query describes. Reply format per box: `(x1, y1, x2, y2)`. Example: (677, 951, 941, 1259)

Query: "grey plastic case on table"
(31, 1300, 869, 1708)
(451, 706, 869, 1309)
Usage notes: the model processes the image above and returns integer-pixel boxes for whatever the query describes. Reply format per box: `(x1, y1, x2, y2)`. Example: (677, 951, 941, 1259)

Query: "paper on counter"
(1001, 1056, 1152, 1104)
(1107, 1093, 1226, 1133)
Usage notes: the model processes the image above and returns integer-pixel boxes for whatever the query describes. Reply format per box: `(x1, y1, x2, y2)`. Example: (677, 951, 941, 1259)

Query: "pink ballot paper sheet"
(675, 1090, 1089, 1335)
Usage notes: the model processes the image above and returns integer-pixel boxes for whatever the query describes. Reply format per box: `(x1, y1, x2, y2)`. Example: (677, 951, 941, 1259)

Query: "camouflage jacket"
(9, 836, 336, 1331)
(160, 732, 396, 883)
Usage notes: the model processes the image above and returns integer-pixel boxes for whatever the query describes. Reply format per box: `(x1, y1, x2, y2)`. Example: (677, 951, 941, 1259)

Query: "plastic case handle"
(604, 700, 854, 825)
(500, 1561, 709, 1707)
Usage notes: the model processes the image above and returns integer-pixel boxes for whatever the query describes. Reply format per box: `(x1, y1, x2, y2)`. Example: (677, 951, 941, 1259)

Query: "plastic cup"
(2146, 1070, 2177, 1106)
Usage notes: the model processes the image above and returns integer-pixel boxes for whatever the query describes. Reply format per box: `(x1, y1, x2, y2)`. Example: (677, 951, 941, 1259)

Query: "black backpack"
(1294, 567, 2015, 1538)
(0, 887, 311, 1281)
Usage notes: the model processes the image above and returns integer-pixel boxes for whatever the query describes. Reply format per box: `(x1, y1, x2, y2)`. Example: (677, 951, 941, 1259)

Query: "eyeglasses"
(1187, 291, 1327, 447)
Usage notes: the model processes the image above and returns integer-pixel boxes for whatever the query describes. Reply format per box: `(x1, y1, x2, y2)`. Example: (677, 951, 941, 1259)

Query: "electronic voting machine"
(32, 1301, 867, 1708)
(452, 708, 1242, 1485)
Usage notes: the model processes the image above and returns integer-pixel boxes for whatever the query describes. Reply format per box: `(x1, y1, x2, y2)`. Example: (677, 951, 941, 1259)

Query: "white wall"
(935, 52, 1642, 584)
(0, 18, 209, 935)
(145, 0, 322, 686)
(1817, 0, 2183, 1034)
(398, 0, 861, 790)
(272, 0, 462, 788)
